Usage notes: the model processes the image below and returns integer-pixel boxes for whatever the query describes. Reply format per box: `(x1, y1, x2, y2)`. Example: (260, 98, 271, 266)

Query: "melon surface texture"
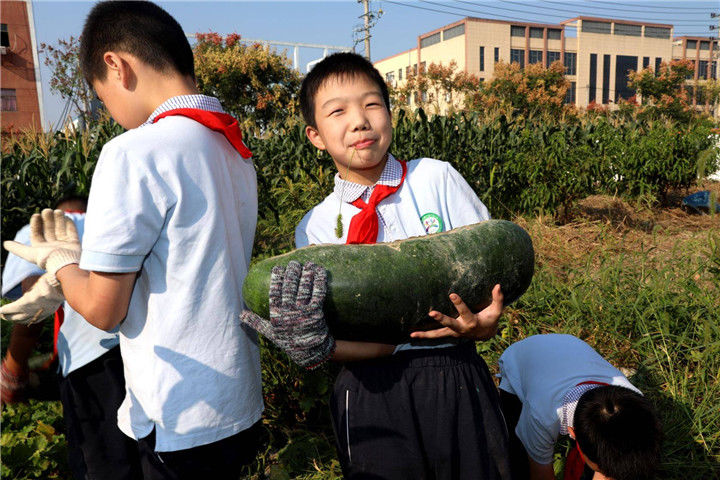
(243, 220, 534, 343)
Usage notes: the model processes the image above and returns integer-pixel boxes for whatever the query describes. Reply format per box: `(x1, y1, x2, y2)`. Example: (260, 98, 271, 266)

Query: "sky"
(28, 0, 720, 130)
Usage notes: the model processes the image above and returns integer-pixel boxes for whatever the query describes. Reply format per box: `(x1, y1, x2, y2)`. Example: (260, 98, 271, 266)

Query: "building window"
(589, 54, 597, 103)
(510, 49, 525, 68)
(398, 68, 402, 80)
(479, 46, 485, 72)
(443, 24, 465, 40)
(420, 61, 426, 74)
(614, 23, 641, 37)
(385, 71, 395, 84)
(494, 47, 499, 63)
(420, 32, 441, 48)
(615, 55, 638, 102)
(643, 57, 650, 69)
(700, 41, 710, 50)
(565, 82, 576, 104)
(645, 26, 671, 39)
(510, 25, 525, 37)
(564, 52, 577, 75)
(582, 20, 611, 34)
(548, 28, 561, 40)
(602, 54, 611, 104)
(529, 50, 543, 64)
(1, 24, 9, 48)
(699, 60, 709, 78)
(547, 51, 561, 65)
(655, 57, 662, 73)
(413, 64, 417, 75)
(529, 27, 543, 39)
(1, 88, 17, 111)
(686, 40, 697, 49)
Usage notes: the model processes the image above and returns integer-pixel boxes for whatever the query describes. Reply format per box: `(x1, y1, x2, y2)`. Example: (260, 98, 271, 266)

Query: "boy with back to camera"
(242, 52, 513, 479)
(3, 2, 263, 478)
(497, 334, 662, 480)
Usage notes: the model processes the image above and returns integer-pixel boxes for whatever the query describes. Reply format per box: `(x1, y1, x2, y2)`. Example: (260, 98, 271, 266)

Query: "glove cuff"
(46, 248, 81, 276)
(304, 334, 336, 371)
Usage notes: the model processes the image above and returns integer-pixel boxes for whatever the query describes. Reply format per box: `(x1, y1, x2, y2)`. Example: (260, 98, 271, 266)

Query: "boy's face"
(305, 74, 392, 185)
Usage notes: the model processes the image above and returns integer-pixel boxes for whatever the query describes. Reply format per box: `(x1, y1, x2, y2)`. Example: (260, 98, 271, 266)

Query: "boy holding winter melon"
(241, 52, 512, 480)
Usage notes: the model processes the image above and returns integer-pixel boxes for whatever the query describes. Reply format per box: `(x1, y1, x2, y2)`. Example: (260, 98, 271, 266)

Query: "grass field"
(2, 187, 718, 479)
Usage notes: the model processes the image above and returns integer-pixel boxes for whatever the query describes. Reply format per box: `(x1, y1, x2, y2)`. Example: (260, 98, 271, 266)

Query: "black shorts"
(137, 421, 263, 480)
(59, 346, 142, 480)
(329, 343, 512, 480)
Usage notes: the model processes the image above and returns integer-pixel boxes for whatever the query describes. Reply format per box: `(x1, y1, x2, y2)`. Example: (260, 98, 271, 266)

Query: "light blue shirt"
(80, 95, 262, 452)
(1, 213, 120, 377)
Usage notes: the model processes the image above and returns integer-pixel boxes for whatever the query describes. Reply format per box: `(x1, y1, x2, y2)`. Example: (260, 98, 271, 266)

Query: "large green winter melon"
(243, 220, 534, 343)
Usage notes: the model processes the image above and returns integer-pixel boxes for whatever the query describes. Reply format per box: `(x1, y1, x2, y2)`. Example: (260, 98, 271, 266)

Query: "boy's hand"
(3, 209, 81, 275)
(240, 261, 335, 370)
(0, 273, 64, 325)
(410, 284, 504, 340)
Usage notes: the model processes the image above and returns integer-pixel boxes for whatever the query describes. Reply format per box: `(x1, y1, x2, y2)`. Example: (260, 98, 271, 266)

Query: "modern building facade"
(375, 15, 717, 110)
(1, 0, 44, 131)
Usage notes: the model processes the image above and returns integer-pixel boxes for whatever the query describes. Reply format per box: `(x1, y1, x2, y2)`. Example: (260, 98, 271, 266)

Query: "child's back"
(84, 107, 262, 450)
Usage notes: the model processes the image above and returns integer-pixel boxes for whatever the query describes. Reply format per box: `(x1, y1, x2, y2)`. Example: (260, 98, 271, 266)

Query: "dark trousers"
(59, 346, 143, 480)
(498, 389, 594, 480)
(137, 421, 262, 480)
(329, 343, 513, 480)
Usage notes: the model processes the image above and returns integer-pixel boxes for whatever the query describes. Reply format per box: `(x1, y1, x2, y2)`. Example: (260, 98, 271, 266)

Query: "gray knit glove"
(241, 261, 335, 370)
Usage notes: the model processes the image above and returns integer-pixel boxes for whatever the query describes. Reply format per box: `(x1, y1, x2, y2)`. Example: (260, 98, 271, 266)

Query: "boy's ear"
(102, 52, 134, 90)
(305, 125, 326, 151)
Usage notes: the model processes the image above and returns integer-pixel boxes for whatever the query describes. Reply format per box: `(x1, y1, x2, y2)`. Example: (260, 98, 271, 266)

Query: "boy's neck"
(144, 74, 201, 119)
(337, 153, 389, 186)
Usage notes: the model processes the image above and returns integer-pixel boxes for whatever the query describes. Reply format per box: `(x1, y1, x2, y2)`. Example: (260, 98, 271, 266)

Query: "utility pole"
(362, 0, 371, 59)
(354, 0, 382, 60)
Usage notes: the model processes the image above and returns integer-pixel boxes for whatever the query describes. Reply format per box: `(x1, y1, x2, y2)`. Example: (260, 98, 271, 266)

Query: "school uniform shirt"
(295, 154, 490, 350)
(2, 214, 120, 378)
(497, 334, 642, 465)
(79, 95, 263, 452)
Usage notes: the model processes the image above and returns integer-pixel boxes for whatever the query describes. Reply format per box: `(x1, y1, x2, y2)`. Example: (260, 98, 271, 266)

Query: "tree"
(193, 33, 302, 131)
(40, 36, 99, 128)
(469, 60, 570, 118)
(391, 60, 480, 115)
(628, 59, 695, 120)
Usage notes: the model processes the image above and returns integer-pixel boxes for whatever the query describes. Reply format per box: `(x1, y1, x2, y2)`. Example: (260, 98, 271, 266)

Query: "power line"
(587, 0, 717, 12)
(494, 0, 712, 24)
(541, 0, 713, 14)
(452, 0, 710, 25)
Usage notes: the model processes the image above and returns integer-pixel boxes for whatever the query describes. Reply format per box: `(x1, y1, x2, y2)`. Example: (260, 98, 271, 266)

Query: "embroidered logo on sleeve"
(421, 213, 444, 234)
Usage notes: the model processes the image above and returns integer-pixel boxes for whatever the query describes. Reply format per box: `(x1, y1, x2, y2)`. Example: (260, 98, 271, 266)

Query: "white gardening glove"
(3, 209, 81, 275)
(0, 273, 64, 325)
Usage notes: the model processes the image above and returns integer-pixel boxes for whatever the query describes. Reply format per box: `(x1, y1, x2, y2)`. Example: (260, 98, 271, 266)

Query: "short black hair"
(299, 52, 390, 128)
(574, 386, 662, 480)
(54, 193, 88, 212)
(79, 1, 194, 85)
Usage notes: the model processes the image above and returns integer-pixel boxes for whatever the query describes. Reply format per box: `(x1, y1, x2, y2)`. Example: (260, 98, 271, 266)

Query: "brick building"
(1, 0, 43, 131)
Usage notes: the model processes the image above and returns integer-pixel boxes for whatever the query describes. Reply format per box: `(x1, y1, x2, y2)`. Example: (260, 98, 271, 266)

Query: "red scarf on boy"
(345, 160, 407, 244)
(153, 108, 252, 159)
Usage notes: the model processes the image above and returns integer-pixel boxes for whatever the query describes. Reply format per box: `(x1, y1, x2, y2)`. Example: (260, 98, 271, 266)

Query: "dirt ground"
(516, 180, 720, 274)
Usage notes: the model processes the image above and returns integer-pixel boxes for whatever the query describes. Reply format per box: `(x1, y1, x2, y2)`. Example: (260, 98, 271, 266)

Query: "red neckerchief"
(152, 108, 252, 159)
(563, 380, 610, 480)
(345, 160, 407, 245)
